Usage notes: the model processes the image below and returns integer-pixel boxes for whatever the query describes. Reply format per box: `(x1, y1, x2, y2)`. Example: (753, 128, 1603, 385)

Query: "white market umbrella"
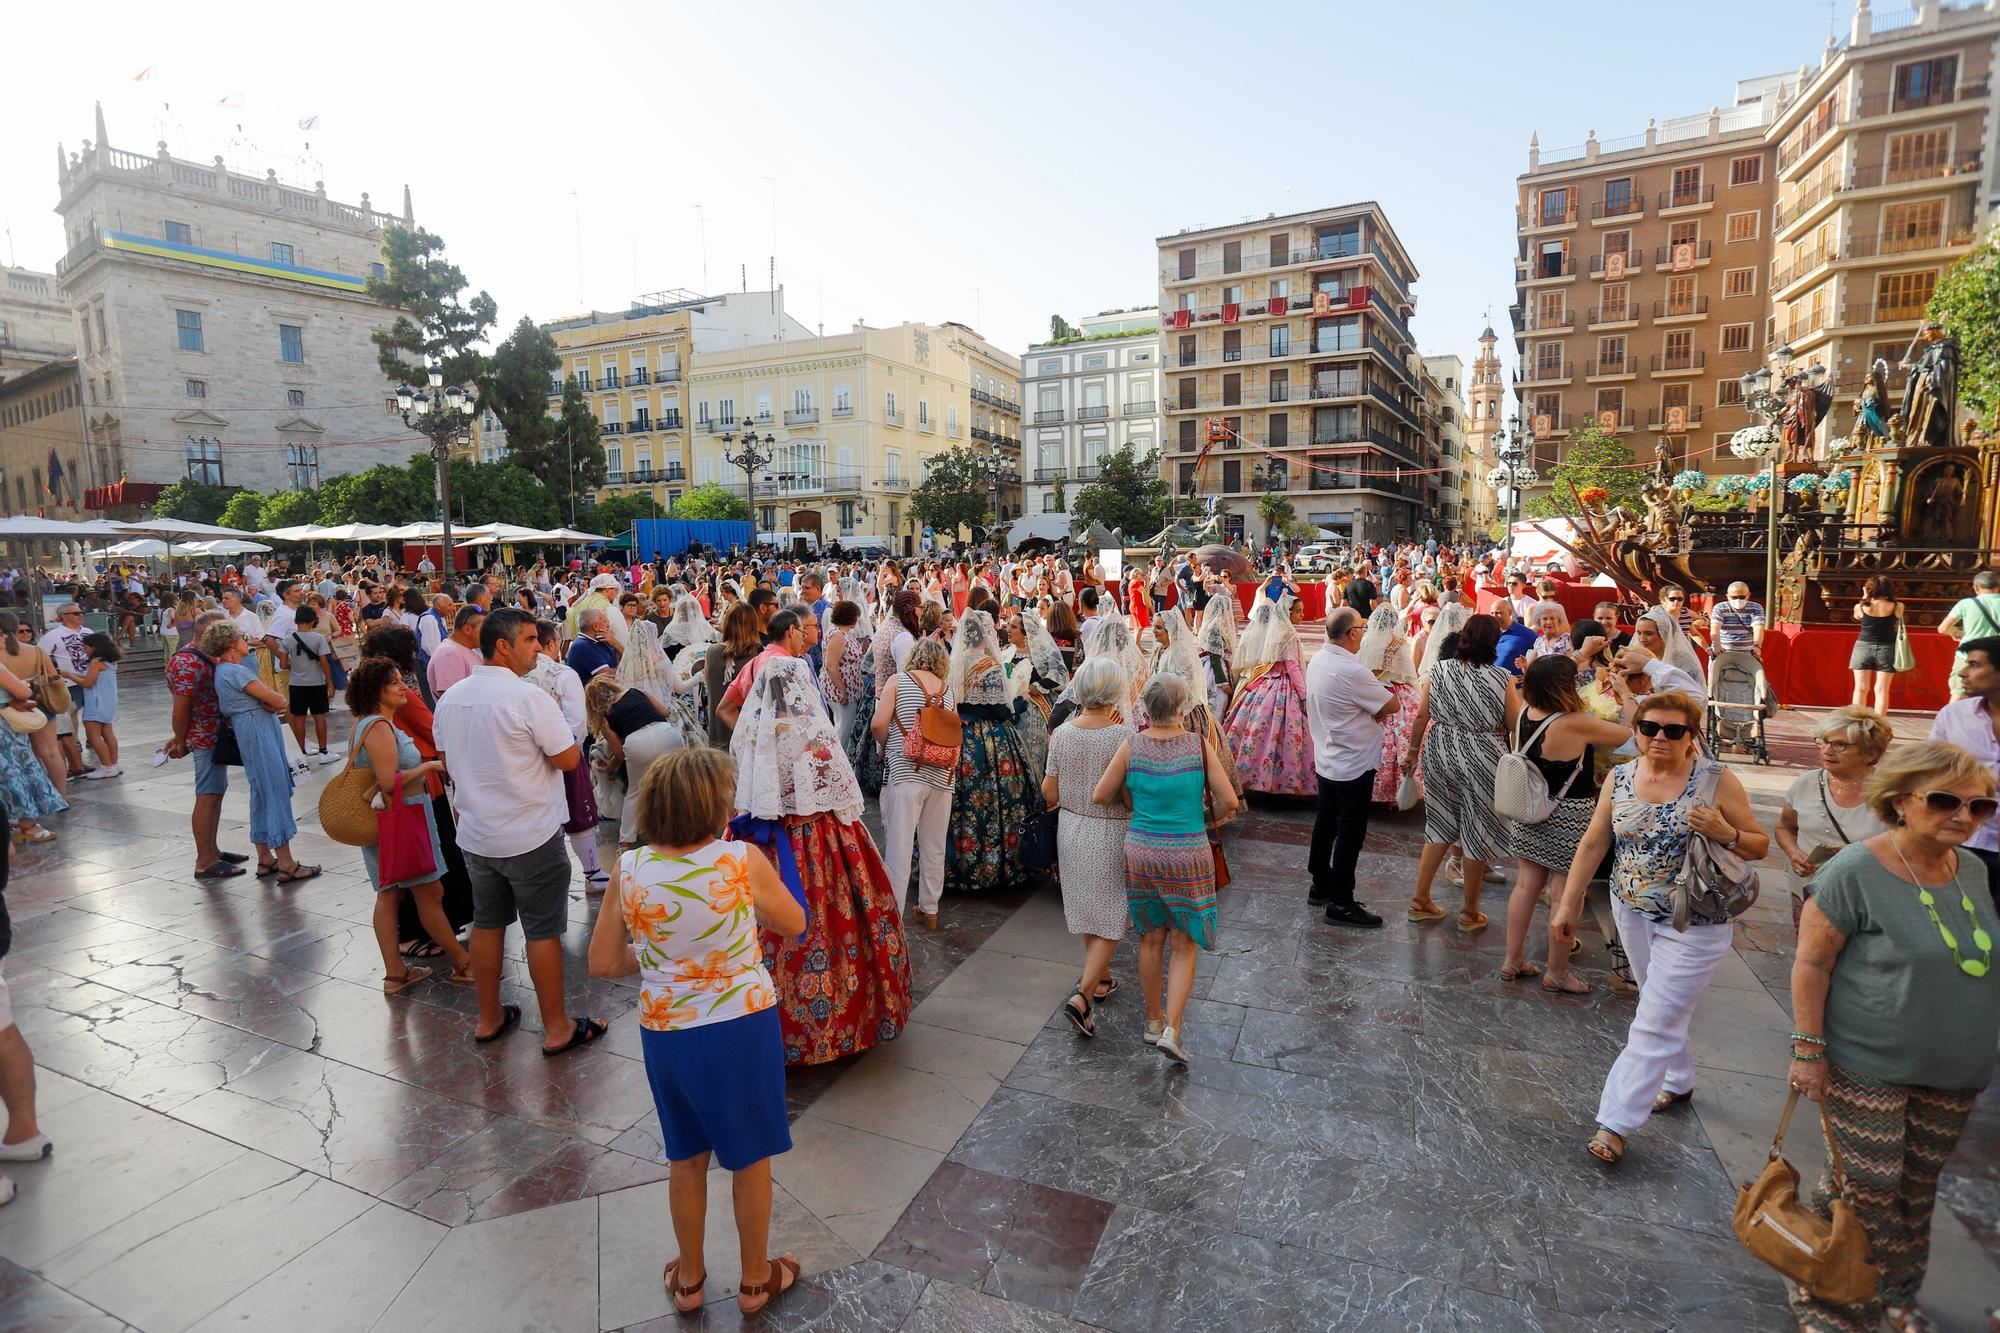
(312, 522, 397, 541)
(257, 524, 330, 542)
(536, 527, 613, 543)
(115, 517, 255, 540)
(183, 538, 273, 556)
(0, 515, 130, 538)
(91, 539, 172, 558)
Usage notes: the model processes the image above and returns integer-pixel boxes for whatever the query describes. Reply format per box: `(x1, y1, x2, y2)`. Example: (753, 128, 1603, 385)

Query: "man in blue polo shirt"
(565, 607, 621, 684)
(1492, 599, 1537, 678)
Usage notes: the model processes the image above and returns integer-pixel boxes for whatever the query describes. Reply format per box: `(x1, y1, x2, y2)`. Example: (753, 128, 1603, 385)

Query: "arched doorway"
(787, 508, 823, 557)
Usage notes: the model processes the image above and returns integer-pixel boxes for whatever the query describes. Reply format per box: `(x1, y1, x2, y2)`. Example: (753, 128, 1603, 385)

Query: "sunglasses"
(1661, 597, 1684, 605)
(1913, 791, 2000, 820)
(1635, 720, 1693, 740)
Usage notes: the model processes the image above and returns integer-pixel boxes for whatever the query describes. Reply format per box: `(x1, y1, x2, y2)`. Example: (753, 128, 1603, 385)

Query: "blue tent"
(632, 519, 753, 561)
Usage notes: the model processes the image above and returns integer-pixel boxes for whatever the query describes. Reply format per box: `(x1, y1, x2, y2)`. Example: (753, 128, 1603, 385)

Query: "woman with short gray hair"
(1092, 673, 1239, 1063)
(1042, 656, 1134, 1037)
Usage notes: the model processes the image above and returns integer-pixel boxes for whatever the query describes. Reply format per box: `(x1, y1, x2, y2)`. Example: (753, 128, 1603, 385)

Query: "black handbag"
(1020, 807, 1058, 872)
(210, 718, 244, 767)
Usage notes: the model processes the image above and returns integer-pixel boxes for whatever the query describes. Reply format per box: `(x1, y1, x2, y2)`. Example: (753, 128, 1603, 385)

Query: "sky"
(3, 0, 1846, 389)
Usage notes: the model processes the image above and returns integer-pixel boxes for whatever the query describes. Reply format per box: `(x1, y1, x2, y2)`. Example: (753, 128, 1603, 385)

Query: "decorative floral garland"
(1728, 425, 1779, 460)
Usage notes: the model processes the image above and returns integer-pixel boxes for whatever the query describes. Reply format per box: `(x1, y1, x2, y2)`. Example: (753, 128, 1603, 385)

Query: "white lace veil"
(730, 654, 863, 824)
(1355, 603, 1402, 672)
(1638, 605, 1703, 678)
(1022, 610, 1069, 692)
(1419, 600, 1472, 680)
(837, 576, 874, 638)
(663, 593, 718, 647)
(1150, 609, 1202, 717)
(615, 619, 674, 695)
(946, 609, 1002, 704)
(1068, 615, 1146, 709)
(1197, 594, 1238, 659)
(1234, 595, 1300, 674)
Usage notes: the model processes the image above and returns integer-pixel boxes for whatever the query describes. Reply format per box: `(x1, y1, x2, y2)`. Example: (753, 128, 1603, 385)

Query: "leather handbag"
(1733, 1090, 1879, 1306)
(30, 658, 71, 717)
(374, 772, 438, 883)
(319, 725, 382, 847)
(1671, 761, 1761, 930)
(1020, 808, 1058, 871)
(894, 679, 961, 770)
(1210, 837, 1231, 890)
(210, 719, 243, 767)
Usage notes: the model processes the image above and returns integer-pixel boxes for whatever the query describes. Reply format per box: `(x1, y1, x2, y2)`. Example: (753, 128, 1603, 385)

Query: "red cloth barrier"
(1232, 581, 1327, 621)
(1470, 581, 1610, 625)
(1762, 624, 1952, 712)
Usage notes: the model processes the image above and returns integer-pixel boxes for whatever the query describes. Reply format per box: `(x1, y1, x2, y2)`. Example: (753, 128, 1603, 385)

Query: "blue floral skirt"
(943, 709, 1046, 894)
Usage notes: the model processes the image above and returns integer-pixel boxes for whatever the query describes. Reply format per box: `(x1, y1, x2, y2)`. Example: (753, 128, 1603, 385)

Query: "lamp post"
(1737, 345, 1824, 609)
(1494, 413, 1537, 563)
(976, 448, 1019, 552)
(395, 367, 477, 577)
(721, 429, 775, 549)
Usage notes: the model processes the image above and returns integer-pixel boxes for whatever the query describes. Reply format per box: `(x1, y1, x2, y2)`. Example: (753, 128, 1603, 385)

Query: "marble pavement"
(0, 679, 1993, 1331)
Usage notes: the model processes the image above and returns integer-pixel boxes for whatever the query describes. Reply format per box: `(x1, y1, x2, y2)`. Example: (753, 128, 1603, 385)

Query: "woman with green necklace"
(1789, 741, 1999, 1333)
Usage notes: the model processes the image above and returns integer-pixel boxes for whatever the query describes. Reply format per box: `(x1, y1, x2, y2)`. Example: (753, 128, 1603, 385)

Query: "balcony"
(655, 367, 681, 384)
(1652, 296, 1710, 322)
(1515, 362, 1573, 386)
(1033, 467, 1068, 482)
(601, 421, 625, 435)
(696, 418, 735, 434)
(1653, 239, 1713, 269)
(1587, 303, 1640, 329)
(884, 408, 903, 427)
(1074, 464, 1101, 481)
(1517, 256, 1576, 284)
(1589, 195, 1646, 224)
(1124, 400, 1157, 415)
(1649, 349, 1707, 375)
(1514, 309, 1575, 333)
(627, 419, 652, 434)
(1157, 238, 1409, 292)
(1847, 77, 1990, 124)
(663, 466, 686, 482)
(971, 426, 995, 443)
(1839, 226, 1977, 263)
(917, 415, 936, 433)
(660, 414, 682, 431)
(1658, 183, 1715, 214)
(1033, 409, 1064, 424)
(832, 404, 854, 418)
(784, 407, 819, 425)
(1585, 356, 1635, 379)
(1770, 244, 1834, 292)
(1645, 404, 1704, 430)
(1518, 199, 1578, 230)
(1587, 409, 1638, 433)
(604, 470, 625, 485)
(1837, 299, 1932, 328)
(629, 369, 651, 386)
(1076, 405, 1109, 421)
(973, 390, 1022, 414)
(1846, 151, 1984, 192)
(602, 373, 622, 389)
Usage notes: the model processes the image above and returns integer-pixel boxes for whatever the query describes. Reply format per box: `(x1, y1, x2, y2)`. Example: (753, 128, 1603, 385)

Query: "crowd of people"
(0, 537, 1992, 1328)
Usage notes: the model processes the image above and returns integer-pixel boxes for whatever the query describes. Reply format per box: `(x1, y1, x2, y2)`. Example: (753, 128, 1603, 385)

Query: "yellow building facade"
(546, 304, 696, 510)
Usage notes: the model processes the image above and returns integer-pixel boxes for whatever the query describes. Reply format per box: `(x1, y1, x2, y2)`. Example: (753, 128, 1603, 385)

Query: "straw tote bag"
(319, 723, 382, 847)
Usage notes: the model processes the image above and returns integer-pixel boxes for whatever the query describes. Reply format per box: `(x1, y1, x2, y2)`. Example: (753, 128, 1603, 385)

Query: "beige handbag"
(1732, 1090, 1879, 1307)
(318, 723, 382, 847)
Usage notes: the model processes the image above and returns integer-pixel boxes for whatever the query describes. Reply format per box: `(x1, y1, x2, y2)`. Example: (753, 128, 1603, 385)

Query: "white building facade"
(1016, 309, 1160, 543)
(0, 266, 76, 386)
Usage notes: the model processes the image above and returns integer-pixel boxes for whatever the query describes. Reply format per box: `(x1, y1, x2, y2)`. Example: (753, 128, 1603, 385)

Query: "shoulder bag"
(319, 721, 384, 847)
(893, 676, 962, 771)
(28, 647, 71, 716)
(1492, 713, 1584, 823)
(1670, 761, 1761, 931)
(1891, 608, 1915, 674)
(1733, 1089, 1878, 1306)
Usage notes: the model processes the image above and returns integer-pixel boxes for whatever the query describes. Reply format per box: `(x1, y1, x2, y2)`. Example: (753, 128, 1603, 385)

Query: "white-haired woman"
(732, 655, 911, 1066)
(1526, 599, 1571, 666)
(1357, 602, 1418, 804)
(1774, 706, 1892, 929)
(1092, 674, 1239, 1064)
(1153, 608, 1241, 815)
(942, 610, 1048, 895)
(1043, 655, 1135, 1037)
(1220, 594, 1315, 797)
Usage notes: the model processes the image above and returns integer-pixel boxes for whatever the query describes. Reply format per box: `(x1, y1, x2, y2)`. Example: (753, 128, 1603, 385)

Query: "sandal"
(1652, 1088, 1694, 1113)
(193, 862, 246, 880)
(1884, 1305, 1937, 1333)
(382, 966, 432, 994)
(474, 1004, 522, 1044)
(663, 1259, 705, 1314)
(401, 939, 448, 959)
(1457, 912, 1489, 932)
(1541, 973, 1595, 996)
(736, 1254, 800, 1316)
(275, 863, 322, 884)
(13, 825, 55, 845)
(542, 1016, 607, 1057)
(254, 861, 282, 878)
(916, 910, 939, 930)
(1586, 1129, 1624, 1165)
(447, 962, 476, 984)
(1498, 962, 1543, 982)
(1062, 990, 1096, 1038)
(1407, 902, 1447, 923)
(1091, 976, 1118, 1002)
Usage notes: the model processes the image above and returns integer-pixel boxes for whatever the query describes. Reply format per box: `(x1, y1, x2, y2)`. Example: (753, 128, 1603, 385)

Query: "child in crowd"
(75, 632, 122, 779)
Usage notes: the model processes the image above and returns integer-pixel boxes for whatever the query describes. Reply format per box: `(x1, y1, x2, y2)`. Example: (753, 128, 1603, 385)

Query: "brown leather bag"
(1732, 1090, 1878, 1307)
(892, 677, 961, 770)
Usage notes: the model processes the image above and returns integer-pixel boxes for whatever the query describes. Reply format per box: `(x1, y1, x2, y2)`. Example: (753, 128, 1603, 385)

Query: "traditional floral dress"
(944, 657, 1048, 893)
(1221, 643, 1316, 797)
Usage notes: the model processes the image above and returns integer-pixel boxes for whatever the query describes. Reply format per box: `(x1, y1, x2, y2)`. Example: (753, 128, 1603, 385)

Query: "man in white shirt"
(242, 559, 269, 595)
(37, 603, 90, 776)
(218, 586, 263, 646)
(433, 608, 603, 1054)
(1928, 635, 2000, 910)
(1303, 606, 1397, 928)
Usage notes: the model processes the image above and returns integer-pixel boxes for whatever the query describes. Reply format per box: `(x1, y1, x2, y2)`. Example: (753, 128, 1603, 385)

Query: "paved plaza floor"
(0, 678, 1994, 1331)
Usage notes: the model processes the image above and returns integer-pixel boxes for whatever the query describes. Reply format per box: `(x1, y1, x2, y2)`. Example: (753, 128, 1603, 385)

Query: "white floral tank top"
(622, 839, 777, 1031)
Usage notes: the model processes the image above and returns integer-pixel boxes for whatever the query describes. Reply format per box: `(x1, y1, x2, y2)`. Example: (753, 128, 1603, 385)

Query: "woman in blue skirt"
(204, 622, 319, 883)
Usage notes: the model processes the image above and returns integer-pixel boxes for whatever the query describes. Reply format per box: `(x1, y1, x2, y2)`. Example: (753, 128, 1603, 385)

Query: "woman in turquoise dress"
(942, 611, 1047, 895)
(204, 621, 318, 883)
(0, 657, 64, 844)
(345, 657, 473, 992)
(1091, 673, 1239, 1066)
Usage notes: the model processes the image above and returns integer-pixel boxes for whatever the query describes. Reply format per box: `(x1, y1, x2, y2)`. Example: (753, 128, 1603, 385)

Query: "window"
(1669, 165, 1703, 206)
(175, 309, 204, 353)
(1596, 335, 1626, 370)
(370, 262, 386, 281)
(165, 221, 191, 244)
(1723, 267, 1756, 298)
(1267, 412, 1289, 448)
(1042, 491, 1063, 513)
(1177, 247, 1195, 280)
(1599, 282, 1630, 321)
(834, 384, 851, 414)
(884, 390, 898, 420)
(1537, 187, 1570, 226)
(1668, 220, 1699, 248)
(1311, 315, 1360, 354)
(1662, 329, 1692, 365)
(1313, 364, 1361, 398)
(96, 306, 106, 348)
(1876, 270, 1938, 320)
(884, 448, 903, 482)
(1882, 198, 1945, 251)
(287, 389, 305, 407)
(918, 399, 930, 426)
(718, 397, 735, 425)
(284, 444, 320, 490)
(1602, 177, 1633, 214)
(1717, 379, 1743, 406)
(1314, 405, 1360, 444)
(270, 242, 294, 265)
(947, 405, 958, 434)
(279, 324, 304, 362)
(1893, 55, 1957, 112)
(753, 392, 771, 421)
(1725, 211, 1759, 243)
(1729, 155, 1762, 186)
(1535, 291, 1566, 327)
(1082, 354, 1105, 369)
(1178, 418, 1197, 452)
(1666, 275, 1697, 310)
(1720, 323, 1753, 352)
(1534, 342, 1563, 376)
(1595, 388, 1624, 420)
(1604, 230, 1631, 261)
(185, 435, 224, 485)
(1315, 222, 1360, 259)
(1222, 240, 1242, 274)
(1269, 277, 1290, 299)
(1886, 130, 1950, 184)
(185, 379, 206, 398)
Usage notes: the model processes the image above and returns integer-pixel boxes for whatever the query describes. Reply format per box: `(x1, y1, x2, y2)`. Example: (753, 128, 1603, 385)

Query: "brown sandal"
(736, 1253, 800, 1315)
(663, 1259, 705, 1314)
(1586, 1129, 1624, 1165)
(382, 965, 431, 994)
(1541, 973, 1595, 996)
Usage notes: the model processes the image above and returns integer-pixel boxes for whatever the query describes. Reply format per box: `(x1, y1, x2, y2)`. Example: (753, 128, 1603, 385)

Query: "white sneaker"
(75, 766, 112, 780)
(0, 1174, 13, 1206)
(1156, 1026, 1190, 1065)
(313, 750, 341, 767)
(1143, 1018, 1164, 1046)
(0, 1134, 51, 1162)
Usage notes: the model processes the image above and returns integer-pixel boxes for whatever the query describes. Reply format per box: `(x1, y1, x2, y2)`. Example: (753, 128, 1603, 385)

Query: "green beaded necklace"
(1892, 834, 1994, 978)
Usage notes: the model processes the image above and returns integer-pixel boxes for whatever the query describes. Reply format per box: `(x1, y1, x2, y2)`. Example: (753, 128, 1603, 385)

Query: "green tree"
(259, 490, 323, 529)
(1068, 442, 1170, 539)
(364, 225, 497, 394)
(315, 474, 363, 524)
(335, 461, 432, 525)
(1049, 314, 1075, 343)
(1928, 237, 2000, 423)
(586, 492, 657, 537)
(486, 318, 605, 522)
(671, 482, 752, 522)
(1523, 422, 1645, 519)
(447, 460, 559, 529)
(1257, 491, 1296, 536)
(151, 480, 235, 523)
(907, 447, 994, 541)
(218, 490, 266, 530)
(1049, 475, 1067, 512)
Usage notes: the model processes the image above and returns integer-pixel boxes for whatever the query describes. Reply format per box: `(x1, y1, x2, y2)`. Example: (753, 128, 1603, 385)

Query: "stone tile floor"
(0, 679, 1994, 1330)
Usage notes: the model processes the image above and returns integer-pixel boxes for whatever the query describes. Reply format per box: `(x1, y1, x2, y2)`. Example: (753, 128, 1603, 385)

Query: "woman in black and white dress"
(1404, 614, 1516, 932)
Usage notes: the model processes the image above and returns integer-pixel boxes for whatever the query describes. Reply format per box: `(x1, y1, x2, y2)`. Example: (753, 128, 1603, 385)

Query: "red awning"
(81, 481, 168, 511)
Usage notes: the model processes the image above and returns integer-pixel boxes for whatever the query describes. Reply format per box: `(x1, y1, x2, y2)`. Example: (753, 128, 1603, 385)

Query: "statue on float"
(1899, 322, 1961, 450)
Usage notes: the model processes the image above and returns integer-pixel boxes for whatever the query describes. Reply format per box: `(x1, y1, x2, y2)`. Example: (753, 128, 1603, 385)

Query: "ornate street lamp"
(1736, 347, 1825, 605)
(395, 365, 477, 576)
(721, 429, 775, 547)
(1494, 413, 1538, 561)
(975, 448, 1018, 550)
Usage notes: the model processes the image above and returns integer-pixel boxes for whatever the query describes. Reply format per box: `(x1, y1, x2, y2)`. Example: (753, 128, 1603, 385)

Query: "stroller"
(1707, 649, 1772, 763)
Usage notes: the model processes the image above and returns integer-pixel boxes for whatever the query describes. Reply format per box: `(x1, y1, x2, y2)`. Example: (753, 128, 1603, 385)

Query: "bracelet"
(1790, 1048, 1826, 1062)
(1789, 1031, 1825, 1046)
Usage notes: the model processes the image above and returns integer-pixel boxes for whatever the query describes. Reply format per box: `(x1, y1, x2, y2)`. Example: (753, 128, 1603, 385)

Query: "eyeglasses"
(1661, 596, 1684, 605)
(1814, 739, 1852, 752)
(1914, 791, 2000, 821)
(1635, 719, 1692, 740)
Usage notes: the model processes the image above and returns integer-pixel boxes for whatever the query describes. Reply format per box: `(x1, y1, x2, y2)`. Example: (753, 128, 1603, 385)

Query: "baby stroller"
(1707, 649, 1772, 764)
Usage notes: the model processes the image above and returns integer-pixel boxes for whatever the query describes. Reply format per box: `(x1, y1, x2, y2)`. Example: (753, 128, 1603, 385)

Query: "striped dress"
(1123, 730, 1217, 947)
(1419, 660, 1510, 863)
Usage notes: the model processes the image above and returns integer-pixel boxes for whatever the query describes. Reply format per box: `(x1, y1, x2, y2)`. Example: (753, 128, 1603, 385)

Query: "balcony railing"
(1846, 151, 1984, 192)
(1033, 409, 1064, 424)
(1847, 78, 1990, 124)
(1158, 239, 1409, 291)
(1652, 296, 1710, 320)
(1516, 362, 1572, 384)
(832, 404, 854, 418)
(1588, 303, 1638, 326)
(1653, 240, 1713, 267)
(884, 408, 903, 426)
(1518, 200, 1578, 228)
(1649, 349, 1707, 374)
(1519, 256, 1576, 281)
(1645, 404, 1704, 428)
(1586, 356, 1633, 377)
(1840, 226, 1977, 261)
(1770, 245, 1834, 291)
(604, 471, 625, 484)
(784, 407, 819, 425)
(1073, 464, 1101, 481)
(1033, 467, 1068, 482)
(602, 373, 621, 389)
(971, 426, 995, 443)
(1076, 405, 1109, 420)
(601, 422, 624, 434)
(1658, 183, 1716, 212)
(1515, 310, 1575, 333)
(1838, 299, 1932, 327)
(663, 466, 686, 482)
(1124, 400, 1157, 415)
(1589, 195, 1646, 222)
(655, 368, 682, 384)
(628, 419, 652, 434)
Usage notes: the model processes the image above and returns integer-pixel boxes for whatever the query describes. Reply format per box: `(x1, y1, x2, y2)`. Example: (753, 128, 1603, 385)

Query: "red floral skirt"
(749, 813, 913, 1067)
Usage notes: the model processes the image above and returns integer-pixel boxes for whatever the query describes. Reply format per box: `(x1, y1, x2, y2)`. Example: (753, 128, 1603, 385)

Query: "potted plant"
(1714, 474, 1750, 510)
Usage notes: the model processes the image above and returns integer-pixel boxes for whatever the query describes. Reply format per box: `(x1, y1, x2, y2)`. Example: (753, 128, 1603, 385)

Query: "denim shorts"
(465, 832, 570, 940)
(192, 745, 229, 797)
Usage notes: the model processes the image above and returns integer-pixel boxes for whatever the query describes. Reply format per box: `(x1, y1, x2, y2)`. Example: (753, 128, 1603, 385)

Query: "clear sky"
(4, 0, 1842, 385)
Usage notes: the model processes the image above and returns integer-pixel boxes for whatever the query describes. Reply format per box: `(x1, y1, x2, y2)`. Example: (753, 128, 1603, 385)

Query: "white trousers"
(1594, 900, 1734, 1137)
(881, 779, 953, 915)
(830, 698, 859, 748)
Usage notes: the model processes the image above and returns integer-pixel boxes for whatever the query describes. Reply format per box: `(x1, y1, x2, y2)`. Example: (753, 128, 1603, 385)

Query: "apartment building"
(51, 104, 424, 512)
(1514, 0, 2000, 478)
(0, 267, 75, 385)
(687, 321, 1022, 555)
(1017, 308, 1160, 543)
(1423, 353, 1482, 541)
(550, 289, 809, 512)
(1156, 204, 1440, 546)
(0, 359, 89, 520)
